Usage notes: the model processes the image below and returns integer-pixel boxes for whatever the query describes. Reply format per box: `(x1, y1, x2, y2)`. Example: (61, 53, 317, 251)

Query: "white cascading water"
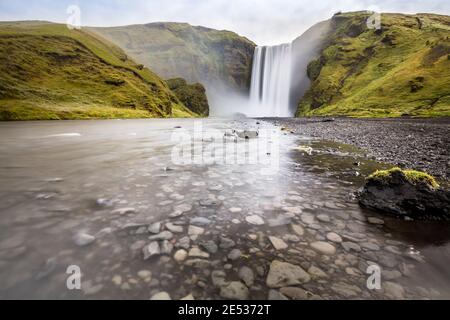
(249, 43, 293, 117)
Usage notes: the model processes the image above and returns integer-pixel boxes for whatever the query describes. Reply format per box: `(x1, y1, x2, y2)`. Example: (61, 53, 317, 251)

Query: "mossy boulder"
(166, 78, 209, 116)
(358, 168, 450, 221)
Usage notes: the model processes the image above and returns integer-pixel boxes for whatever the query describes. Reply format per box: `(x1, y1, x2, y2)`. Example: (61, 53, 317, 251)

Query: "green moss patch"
(368, 167, 440, 189)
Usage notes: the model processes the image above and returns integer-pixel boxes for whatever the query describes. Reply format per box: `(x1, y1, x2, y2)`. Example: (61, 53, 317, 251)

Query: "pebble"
(160, 240, 174, 255)
(73, 233, 96, 247)
(238, 267, 255, 287)
(268, 216, 292, 227)
(219, 237, 236, 249)
(229, 207, 243, 213)
(384, 282, 405, 299)
(112, 207, 136, 215)
(291, 224, 304, 236)
(220, 281, 249, 300)
(148, 223, 162, 234)
(268, 290, 289, 300)
(165, 223, 183, 233)
(228, 249, 242, 261)
(150, 292, 172, 300)
(367, 217, 385, 225)
(308, 266, 328, 279)
(174, 249, 188, 262)
(189, 247, 210, 259)
(310, 242, 336, 256)
(190, 217, 212, 226)
(137, 270, 152, 281)
(317, 214, 331, 223)
(342, 242, 361, 253)
(280, 287, 309, 300)
(148, 231, 173, 241)
(176, 236, 191, 249)
(327, 232, 343, 243)
(245, 215, 265, 226)
(269, 236, 288, 250)
(200, 241, 218, 254)
(361, 242, 381, 251)
(301, 213, 315, 225)
(143, 242, 161, 260)
(188, 226, 205, 236)
(266, 260, 311, 288)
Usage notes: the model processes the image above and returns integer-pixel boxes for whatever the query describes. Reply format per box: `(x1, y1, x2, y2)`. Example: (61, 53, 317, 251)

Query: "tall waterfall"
(249, 44, 293, 117)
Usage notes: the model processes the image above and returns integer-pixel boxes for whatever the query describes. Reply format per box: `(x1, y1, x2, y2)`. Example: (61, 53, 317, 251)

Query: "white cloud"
(0, 0, 449, 45)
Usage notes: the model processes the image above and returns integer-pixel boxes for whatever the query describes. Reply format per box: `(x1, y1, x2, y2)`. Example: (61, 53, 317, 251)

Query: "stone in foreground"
(358, 168, 450, 221)
(266, 260, 311, 288)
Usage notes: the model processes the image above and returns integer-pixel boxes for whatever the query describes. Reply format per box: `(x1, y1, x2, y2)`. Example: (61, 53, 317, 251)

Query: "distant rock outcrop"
(166, 78, 209, 116)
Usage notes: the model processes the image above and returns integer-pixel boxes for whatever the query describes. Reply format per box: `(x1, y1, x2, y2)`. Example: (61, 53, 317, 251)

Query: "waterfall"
(249, 43, 293, 117)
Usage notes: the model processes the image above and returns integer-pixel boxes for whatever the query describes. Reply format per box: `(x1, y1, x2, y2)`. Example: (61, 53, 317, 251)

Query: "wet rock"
(228, 249, 242, 261)
(73, 233, 96, 247)
(301, 213, 316, 225)
(331, 282, 362, 298)
(137, 270, 152, 282)
(189, 247, 210, 259)
(150, 292, 172, 300)
(148, 222, 162, 234)
(384, 281, 405, 299)
(238, 267, 255, 287)
(383, 270, 402, 281)
(367, 217, 385, 225)
(165, 223, 183, 233)
(130, 240, 147, 252)
(327, 232, 343, 243)
(283, 234, 300, 243)
(268, 216, 292, 227)
(184, 259, 211, 269)
(236, 130, 259, 140)
(246, 215, 265, 226)
(317, 214, 331, 223)
(176, 236, 191, 250)
(266, 260, 311, 288)
(181, 294, 195, 300)
(148, 231, 173, 241)
(345, 267, 362, 276)
(280, 287, 309, 300)
(361, 242, 381, 251)
(268, 289, 289, 300)
(358, 168, 450, 220)
(161, 241, 174, 255)
(170, 204, 193, 218)
(291, 224, 304, 236)
(269, 236, 288, 250)
(188, 226, 205, 236)
(174, 249, 188, 262)
(199, 199, 223, 208)
(212, 270, 228, 287)
(200, 241, 218, 254)
(219, 237, 236, 250)
(82, 281, 103, 296)
(229, 207, 243, 213)
(220, 281, 249, 300)
(143, 242, 161, 260)
(308, 266, 328, 279)
(112, 207, 136, 215)
(190, 217, 212, 226)
(342, 242, 362, 253)
(310, 242, 336, 256)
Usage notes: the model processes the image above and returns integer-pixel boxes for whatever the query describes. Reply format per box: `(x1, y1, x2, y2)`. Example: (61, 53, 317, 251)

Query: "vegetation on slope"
(90, 23, 256, 93)
(297, 12, 450, 118)
(0, 21, 196, 120)
(166, 78, 209, 116)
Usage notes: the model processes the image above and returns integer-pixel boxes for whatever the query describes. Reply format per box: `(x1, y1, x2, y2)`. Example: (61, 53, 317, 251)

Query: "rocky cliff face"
(166, 78, 209, 116)
(296, 12, 450, 118)
(90, 23, 256, 95)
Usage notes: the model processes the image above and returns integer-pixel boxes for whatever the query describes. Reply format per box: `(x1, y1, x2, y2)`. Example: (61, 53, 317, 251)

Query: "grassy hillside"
(297, 12, 450, 118)
(90, 23, 256, 93)
(0, 21, 196, 120)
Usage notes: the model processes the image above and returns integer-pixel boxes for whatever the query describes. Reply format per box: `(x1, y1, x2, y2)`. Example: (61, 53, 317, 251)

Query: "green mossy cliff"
(0, 21, 196, 120)
(166, 78, 209, 117)
(90, 23, 256, 93)
(297, 12, 450, 118)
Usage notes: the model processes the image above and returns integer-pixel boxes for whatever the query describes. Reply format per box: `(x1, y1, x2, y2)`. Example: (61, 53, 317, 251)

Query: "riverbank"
(266, 117, 450, 181)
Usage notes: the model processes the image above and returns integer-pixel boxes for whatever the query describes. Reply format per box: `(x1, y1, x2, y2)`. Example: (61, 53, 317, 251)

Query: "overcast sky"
(1, 0, 449, 45)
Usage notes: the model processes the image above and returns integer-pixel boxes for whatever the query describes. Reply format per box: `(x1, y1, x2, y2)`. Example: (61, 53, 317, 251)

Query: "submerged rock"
(266, 260, 311, 288)
(220, 281, 249, 300)
(358, 168, 450, 221)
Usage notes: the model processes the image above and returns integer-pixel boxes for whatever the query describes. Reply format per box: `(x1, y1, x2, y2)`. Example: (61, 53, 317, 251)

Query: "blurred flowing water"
(0, 119, 449, 300)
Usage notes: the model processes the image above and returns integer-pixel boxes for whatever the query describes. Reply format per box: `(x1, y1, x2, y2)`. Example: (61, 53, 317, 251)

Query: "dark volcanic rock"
(358, 168, 450, 221)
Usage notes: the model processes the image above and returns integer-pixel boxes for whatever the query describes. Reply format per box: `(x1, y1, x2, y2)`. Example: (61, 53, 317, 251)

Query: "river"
(0, 119, 449, 300)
